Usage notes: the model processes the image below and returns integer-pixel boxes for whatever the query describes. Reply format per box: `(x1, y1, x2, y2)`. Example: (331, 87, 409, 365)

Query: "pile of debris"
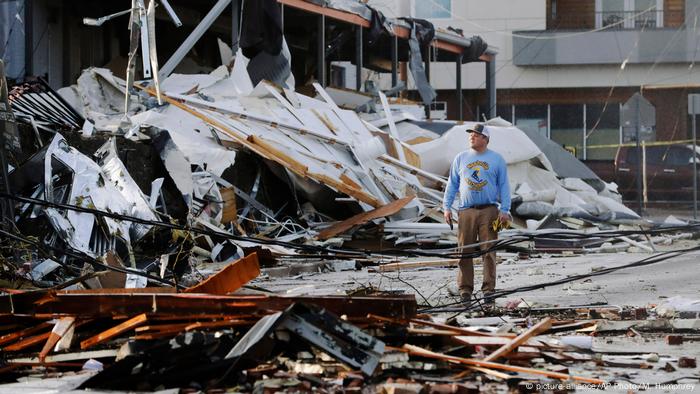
(3, 253, 700, 392)
(2, 16, 700, 389)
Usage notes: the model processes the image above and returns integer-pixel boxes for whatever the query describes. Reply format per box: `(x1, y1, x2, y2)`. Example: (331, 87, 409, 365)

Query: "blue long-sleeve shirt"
(443, 149, 511, 213)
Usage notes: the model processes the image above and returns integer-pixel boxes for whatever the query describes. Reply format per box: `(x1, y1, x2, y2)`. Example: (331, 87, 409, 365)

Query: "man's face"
(469, 131, 488, 150)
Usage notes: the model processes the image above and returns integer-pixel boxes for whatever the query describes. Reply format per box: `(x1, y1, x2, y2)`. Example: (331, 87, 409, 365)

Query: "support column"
(485, 56, 496, 120)
(456, 53, 463, 121)
(25, 0, 34, 77)
(391, 35, 398, 87)
(232, 0, 241, 52)
(318, 15, 326, 87)
(424, 45, 431, 119)
(355, 25, 362, 91)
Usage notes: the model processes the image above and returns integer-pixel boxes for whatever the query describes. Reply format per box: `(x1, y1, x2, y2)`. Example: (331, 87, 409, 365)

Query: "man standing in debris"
(443, 123, 511, 305)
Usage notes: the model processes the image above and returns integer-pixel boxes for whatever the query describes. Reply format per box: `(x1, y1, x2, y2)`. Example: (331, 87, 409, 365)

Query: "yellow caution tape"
(569, 139, 697, 150)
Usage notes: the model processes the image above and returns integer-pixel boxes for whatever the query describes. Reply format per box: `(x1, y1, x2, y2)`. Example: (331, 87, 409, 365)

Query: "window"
(595, 0, 663, 29)
(414, 0, 451, 19)
(665, 146, 695, 166)
(551, 104, 583, 158)
(586, 103, 620, 160)
(515, 105, 548, 138)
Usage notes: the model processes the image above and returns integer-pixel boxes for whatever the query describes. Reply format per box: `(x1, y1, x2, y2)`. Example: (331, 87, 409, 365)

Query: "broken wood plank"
(403, 344, 604, 384)
(317, 196, 415, 240)
(9, 349, 119, 364)
(184, 253, 260, 295)
(409, 318, 515, 338)
(39, 317, 76, 362)
(3, 332, 51, 352)
(454, 336, 549, 349)
(375, 259, 460, 272)
(80, 313, 148, 350)
(0, 322, 52, 347)
(484, 317, 552, 362)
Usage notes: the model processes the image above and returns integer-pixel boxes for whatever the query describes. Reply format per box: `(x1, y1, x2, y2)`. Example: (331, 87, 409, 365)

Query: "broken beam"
(403, 344, 604, 384)
(80, 313, 148, 350)
(484, 317, 552, 362)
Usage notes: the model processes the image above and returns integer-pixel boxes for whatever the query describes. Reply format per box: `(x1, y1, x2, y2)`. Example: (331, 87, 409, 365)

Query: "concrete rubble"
(1, 1, 700, 392)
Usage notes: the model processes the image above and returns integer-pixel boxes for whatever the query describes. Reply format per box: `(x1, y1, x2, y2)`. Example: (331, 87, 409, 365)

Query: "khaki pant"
(457, 205, 498, 296)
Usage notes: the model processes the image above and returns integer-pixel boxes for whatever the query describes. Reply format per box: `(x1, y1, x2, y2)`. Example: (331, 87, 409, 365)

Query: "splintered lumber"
(3, 332, 51, 352)
(453, 336, 548, 349)
(184, 253, 260, 295)
(408, 317, 516, 338)
(135, 84, 382, 208)
(317, 196, 415, 240)
(367, 314, 513, 338)
(80, 313, 148, 350)
(39, 317, 76, 361)
(0, 322, 52, 347)
(484, 317, 552, 362)
(403, 344, 604, 385)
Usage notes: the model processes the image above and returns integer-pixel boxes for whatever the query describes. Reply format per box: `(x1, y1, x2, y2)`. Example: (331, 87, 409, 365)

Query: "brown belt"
(470, 204, 496, 209)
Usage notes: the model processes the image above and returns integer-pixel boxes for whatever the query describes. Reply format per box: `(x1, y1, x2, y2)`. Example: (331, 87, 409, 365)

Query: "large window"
(515, 105, 548, 138)
(496, 103, 624, 160)
(551, 104, 584, 158)
(586, 103, 621, 160)
(414, 0, 451, 19)
(595, 0, 663, 29)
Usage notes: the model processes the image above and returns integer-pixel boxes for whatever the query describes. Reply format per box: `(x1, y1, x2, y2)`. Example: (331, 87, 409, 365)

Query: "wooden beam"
(317, 196, 414, 240)
(0, 322, 52, 347)
(277, 0, 370, 27)
(80, 313, 148, 350)
(403, 344, 604, 384)
(484, 317, 553, 362)
(184, 253, 260, 295)
(39, 317, 76, 362)
(3, 332, 51, 352)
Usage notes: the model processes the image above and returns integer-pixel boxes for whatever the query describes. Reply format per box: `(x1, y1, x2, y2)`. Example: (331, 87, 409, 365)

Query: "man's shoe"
(460, 293, 472, 304)
(482, 292, 496, 308)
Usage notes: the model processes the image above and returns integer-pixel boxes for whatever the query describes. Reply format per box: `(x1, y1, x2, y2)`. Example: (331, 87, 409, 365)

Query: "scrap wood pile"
(3, 260, 700, 393)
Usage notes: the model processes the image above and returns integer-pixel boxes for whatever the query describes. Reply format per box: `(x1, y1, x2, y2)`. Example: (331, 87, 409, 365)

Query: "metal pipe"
(456, 52, 462, 121)
(318, 15, 326, 87)
(159, 0, 232, 79)
(694, 94, 698, 219)
(486, 56, 497, 119)
(356, 26, 362, 91)
(391, 35, 398, 88)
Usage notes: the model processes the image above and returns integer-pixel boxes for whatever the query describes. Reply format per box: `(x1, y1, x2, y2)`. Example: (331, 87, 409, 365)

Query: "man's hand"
(498, 211, 511, 224)
(444, 210, 452, 225)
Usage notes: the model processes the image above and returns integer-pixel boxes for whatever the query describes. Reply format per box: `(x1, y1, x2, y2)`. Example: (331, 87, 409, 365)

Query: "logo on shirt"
(466, 160, 489, 191)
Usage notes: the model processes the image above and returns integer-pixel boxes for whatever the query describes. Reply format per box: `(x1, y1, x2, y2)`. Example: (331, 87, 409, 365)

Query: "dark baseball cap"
(467, 123, 490, 139)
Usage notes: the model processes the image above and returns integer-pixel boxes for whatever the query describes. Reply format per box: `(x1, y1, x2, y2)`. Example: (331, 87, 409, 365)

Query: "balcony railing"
(597, 10, 662, 29)
(548, 10, 683, 30)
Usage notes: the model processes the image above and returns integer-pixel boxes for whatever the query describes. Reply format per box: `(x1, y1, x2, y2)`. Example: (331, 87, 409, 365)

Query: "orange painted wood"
(317, 196, 414, 240)
(80, 313, 148, 350)
(184, 253, 260, 295)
